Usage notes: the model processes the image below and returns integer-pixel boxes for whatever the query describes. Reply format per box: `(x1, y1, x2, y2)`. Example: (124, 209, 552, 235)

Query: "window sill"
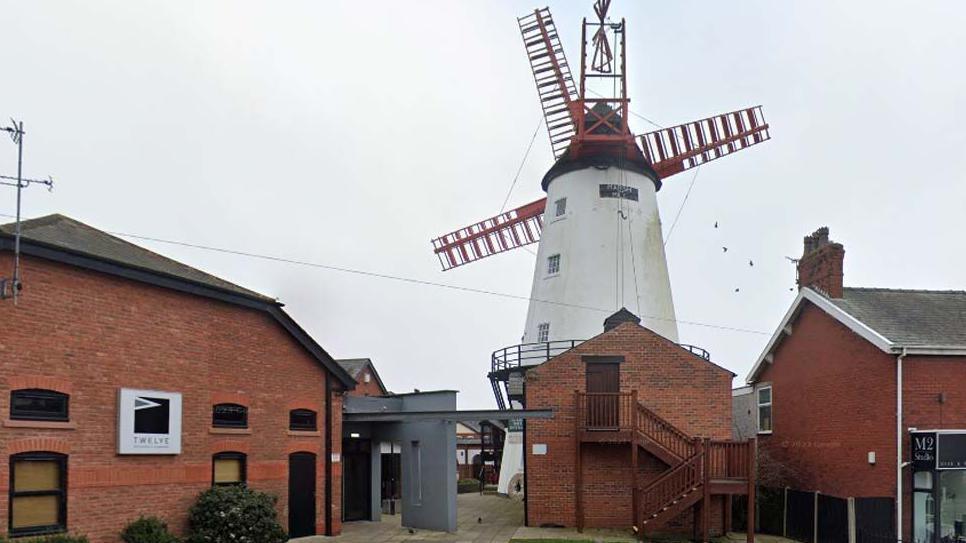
(209, 427, 252, 435)
(4, 419, 76, 430)
(288, 430, 321, 437)
(757, 430, 773, 435)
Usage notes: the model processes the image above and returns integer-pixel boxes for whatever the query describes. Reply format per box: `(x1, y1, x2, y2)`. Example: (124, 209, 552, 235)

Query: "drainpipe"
(895, 347, 907, 543)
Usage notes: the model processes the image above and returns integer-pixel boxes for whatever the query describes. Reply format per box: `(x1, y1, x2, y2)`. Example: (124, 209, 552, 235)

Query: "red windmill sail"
(431, 5, 771, 271)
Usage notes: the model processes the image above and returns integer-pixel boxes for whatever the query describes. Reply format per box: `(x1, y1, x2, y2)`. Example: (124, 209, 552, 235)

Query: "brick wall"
(0, 254, 343, 541)
(524, 322, 733, 533)
(346, 370, 384, 397)
(757, 302, 897, 497)
(756, 302, 966, 540)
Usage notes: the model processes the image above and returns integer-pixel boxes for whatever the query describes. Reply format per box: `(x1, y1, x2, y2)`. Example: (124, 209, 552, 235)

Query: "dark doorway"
(586, 362, 620, 428)
(288, 452, 316, 538)
(381, 450, 401, 515)
(343, 438, 372, 521)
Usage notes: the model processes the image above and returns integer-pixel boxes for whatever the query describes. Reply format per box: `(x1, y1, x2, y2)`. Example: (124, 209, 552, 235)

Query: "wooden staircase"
(575, 392, 756, 542)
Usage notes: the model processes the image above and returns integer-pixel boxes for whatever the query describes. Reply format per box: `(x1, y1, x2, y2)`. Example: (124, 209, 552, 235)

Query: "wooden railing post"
(631, 390, 639, 531)
(702, 437, 711, 543)
(575, 390, 584, 532)
(747, 437, 757, 543)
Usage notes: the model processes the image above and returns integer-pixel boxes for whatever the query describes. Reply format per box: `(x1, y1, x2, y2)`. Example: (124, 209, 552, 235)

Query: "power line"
(0, 212, 769, 336)
(500, 117, 543, 213)
(663, 165, 701, 247)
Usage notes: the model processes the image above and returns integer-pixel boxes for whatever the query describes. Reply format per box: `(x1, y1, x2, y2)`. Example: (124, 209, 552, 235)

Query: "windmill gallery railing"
(573, 391, 756, 538)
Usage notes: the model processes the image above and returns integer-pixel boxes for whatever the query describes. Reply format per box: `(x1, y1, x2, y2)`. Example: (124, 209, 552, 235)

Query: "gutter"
(895, 346, 906, 543)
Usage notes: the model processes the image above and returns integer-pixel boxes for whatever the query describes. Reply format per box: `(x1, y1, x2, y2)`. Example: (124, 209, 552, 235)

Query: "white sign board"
(532, 443, 548, 456)
(118, 388, 182, 455)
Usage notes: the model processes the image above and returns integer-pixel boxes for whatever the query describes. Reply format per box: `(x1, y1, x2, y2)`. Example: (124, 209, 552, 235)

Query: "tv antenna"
(1, 119, 55, 304)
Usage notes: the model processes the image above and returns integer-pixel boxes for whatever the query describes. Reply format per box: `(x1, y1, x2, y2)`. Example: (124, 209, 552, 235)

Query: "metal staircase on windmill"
(576, 390, 757, 540)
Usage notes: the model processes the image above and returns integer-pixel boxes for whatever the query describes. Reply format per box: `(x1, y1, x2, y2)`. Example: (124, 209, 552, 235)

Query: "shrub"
(122, 516, 179, 543)
(457, 478, 481, 494)
(186, 485, 286, 543)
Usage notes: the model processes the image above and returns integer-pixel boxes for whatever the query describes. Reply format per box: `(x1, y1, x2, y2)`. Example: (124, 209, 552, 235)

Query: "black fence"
(855, 497, 895, 543)
(786, 489, 815, 542)
(730, 487, 895, 543)
(817, 494, 848, 543)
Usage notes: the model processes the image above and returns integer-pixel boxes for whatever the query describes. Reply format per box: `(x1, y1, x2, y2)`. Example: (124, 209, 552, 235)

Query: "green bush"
(186, 486, 286, 543)
(457, 478, 481, 494)
(122, 516, 179, 543)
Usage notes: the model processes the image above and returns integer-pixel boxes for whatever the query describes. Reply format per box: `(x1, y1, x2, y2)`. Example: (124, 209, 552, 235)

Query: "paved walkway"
(295, 493, 523, 543)
(291, 493, 796, 543)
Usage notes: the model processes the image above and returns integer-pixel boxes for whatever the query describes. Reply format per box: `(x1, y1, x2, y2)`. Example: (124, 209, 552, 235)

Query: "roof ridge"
(844, 286, 966, 295)
(2, 213, 273, 302)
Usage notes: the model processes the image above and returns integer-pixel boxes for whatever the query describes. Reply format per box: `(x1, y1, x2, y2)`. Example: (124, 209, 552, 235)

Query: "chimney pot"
(797, 227, 845, 298)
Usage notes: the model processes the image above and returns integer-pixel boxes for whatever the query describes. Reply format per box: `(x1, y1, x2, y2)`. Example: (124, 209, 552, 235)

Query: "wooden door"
(586, 363, 620, 429)
(288, 452, 316, 537)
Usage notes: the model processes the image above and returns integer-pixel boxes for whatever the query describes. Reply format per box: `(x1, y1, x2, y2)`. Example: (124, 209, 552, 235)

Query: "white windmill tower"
(430, 1, 771, 494)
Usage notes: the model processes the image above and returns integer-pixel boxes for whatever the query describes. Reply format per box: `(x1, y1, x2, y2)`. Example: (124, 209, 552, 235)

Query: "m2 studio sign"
(912, 430, 966, 470)
(118, 388, 183, 455)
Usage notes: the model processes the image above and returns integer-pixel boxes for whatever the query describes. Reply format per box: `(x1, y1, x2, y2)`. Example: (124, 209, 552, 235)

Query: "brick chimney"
(797, 227, 845, 298)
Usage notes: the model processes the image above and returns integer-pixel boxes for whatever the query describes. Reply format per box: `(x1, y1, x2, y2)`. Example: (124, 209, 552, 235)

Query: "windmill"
(430, 2, 770, 493)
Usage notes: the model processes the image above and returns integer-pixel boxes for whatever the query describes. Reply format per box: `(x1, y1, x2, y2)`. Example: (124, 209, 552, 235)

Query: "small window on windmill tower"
(554, 198, 567, 217)
(537, 322, 550, 342)
(547, 254, 561, 275)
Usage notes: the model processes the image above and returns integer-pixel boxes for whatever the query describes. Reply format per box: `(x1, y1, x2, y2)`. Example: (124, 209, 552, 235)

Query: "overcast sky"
(3, 1, 964, 408)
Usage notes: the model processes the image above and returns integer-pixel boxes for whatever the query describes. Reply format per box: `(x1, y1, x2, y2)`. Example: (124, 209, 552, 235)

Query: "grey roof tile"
(0, 214, 272, 301)
(827, 287, 966, 346)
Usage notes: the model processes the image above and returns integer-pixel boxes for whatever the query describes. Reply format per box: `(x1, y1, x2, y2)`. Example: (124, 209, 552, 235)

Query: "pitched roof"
(828, 287, 966, 346)
(1, 214, 356, 388)
(336, 358, 389, 395)
(0, 214, 271, 301)
(747, 287, 966, 383)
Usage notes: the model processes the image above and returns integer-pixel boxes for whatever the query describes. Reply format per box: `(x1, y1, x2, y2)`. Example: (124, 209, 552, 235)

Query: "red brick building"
(746, 228, 966, 542)
(0, 215, 357, 541)
(523, 310, 755, 540)
(337, 358, 389, 397)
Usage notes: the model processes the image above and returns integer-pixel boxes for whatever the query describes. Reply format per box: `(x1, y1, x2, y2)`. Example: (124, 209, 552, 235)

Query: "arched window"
(10, 389, 69, 422)
(212, 452, 246, 486)
(212, 403, 247, 428)
(9, 452, 67, 536)
(289, 409, 317, 431)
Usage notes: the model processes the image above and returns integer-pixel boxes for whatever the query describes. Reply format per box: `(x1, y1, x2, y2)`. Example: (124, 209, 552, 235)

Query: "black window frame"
(211, 403, 248, 429)
(211, 452, 247, 486)
(289, 409, 318, 432)
(10, 389, 69, 422)
(8, 452, 68, 537)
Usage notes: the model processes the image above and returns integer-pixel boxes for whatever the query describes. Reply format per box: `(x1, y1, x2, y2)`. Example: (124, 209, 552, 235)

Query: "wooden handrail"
(636, 402, 696, 459)
(638, 447, 705, 518)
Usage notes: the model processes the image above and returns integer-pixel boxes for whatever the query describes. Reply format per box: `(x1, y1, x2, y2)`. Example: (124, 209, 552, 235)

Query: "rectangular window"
(411, 441, 422, 506)
(10, 390, 69, 422)
(289, 409, 318, 431)
(537, 322, 550, 343)
(10, 453, 67, 537)
(547, 254, 560, 275)
(554, 198, 567, 217)
(212, 404, 248, 428)
(599, 184, 639, 201)
(212, 452, 246, 486)
(757, 385, 772, 433)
